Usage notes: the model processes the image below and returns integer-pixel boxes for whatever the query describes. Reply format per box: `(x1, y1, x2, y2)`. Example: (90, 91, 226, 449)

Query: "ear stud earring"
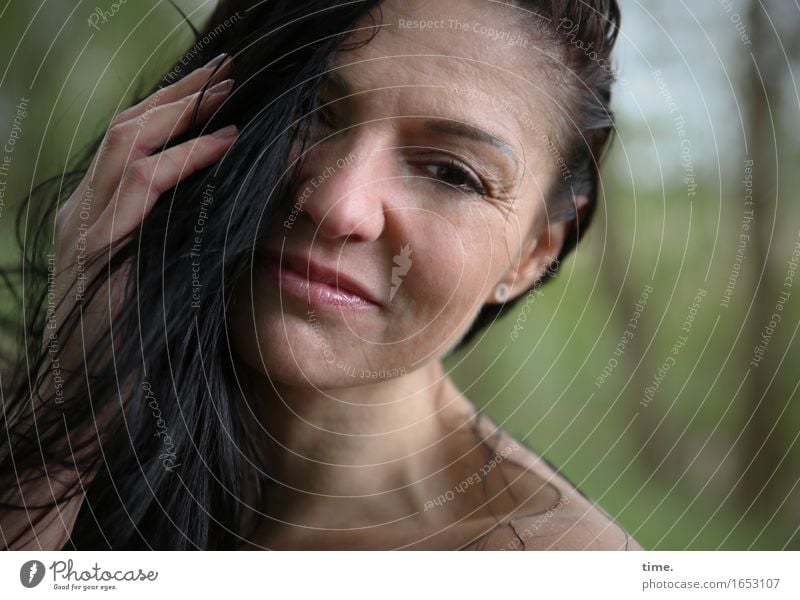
(494, 282, 510, 303)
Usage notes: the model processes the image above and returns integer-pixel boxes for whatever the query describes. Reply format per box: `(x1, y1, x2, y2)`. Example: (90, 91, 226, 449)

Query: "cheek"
(227, 204, 523, 383)
(228, 280, 366, 386)
(391, 211, 507, 341)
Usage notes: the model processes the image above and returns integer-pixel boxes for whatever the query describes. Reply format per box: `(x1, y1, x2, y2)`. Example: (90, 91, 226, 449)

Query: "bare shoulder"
(460, 422, 644, 551)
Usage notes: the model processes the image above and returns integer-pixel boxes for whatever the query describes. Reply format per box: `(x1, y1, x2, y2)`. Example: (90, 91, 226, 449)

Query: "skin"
(14, 0, 642, 550)
(4, 55, 239, 550)
(231, 0, 641, 549)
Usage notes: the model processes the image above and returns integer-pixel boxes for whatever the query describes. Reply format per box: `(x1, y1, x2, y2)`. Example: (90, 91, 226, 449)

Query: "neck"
(246, 360, 478, 529)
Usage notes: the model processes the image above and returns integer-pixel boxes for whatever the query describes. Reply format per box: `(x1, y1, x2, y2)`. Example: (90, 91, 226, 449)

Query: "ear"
(486, 194, 589, 305)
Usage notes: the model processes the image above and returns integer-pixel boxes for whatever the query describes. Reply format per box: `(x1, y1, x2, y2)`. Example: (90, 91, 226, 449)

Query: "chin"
(230, 310, 351, 387)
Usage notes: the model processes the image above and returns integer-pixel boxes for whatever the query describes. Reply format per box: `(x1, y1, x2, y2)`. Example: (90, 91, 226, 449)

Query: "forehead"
(329, 0, 565, 166)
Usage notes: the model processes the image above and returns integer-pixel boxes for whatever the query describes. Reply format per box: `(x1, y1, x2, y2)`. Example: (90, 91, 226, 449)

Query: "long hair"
(0, 0, 620, 549)
(1, 0, 383, 550)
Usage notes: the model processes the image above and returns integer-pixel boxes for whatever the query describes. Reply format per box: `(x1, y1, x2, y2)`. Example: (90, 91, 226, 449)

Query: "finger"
(84, 55, 231, 178)
(131, 79, 234, 144)
(86, 80, 234, 217)
(110, 54, 233, 126)
(77, 56, 234, 224)
(91, 125, 239, 248)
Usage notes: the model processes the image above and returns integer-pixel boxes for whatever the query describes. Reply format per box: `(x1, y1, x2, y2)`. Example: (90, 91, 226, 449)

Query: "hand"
(47, 54, 238, 375)
(6, 55, 240, 550)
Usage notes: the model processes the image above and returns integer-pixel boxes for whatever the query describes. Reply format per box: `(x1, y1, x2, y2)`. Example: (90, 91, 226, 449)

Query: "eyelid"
(414, 151, 493, 196)
(468, 159, 516, 199)
(412, 145, 515, 196)
(314, 102, 336, 127)
(314, 88, 346, 126)
(436, 158, 486, 195)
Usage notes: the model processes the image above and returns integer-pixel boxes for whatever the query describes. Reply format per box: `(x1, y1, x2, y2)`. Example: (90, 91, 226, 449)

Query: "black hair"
(0, 0, 620, 549)
(456, 0, 621, 349)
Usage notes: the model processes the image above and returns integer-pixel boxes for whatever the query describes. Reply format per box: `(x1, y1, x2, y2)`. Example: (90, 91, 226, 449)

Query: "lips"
(261, 250, 382, 308)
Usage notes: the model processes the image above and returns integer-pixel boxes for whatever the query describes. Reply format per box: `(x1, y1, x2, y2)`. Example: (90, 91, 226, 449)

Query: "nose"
(296, 146, 387, 242)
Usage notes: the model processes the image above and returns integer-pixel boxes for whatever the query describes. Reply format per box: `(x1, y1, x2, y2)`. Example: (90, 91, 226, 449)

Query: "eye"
(309, 93, 344, 137)
(312, 104, 336, 131)
(423, 160, 486, 195)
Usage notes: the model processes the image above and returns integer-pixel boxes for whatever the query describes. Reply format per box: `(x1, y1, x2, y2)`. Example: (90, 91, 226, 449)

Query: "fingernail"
(212, 124, 238, 138)
(207, 79, 234, 95)
(203, 53, 228, 69)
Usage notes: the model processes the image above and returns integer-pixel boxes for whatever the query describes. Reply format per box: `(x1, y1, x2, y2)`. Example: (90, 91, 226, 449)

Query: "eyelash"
(312, 105, 487, 197)
(422, 159, 486, 196)
(314, 104, 338, 131)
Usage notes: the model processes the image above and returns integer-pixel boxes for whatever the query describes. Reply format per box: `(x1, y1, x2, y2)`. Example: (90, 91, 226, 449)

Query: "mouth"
(259, 251, 382, 311)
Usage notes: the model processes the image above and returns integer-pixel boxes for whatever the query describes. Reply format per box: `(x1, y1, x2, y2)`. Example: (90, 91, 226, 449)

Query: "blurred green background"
(0, 1, 798, 549)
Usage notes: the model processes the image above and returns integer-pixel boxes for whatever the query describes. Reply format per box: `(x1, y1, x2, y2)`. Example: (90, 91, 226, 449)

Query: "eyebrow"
(321, 72, 519, 164)
(423, 120, 519, 164)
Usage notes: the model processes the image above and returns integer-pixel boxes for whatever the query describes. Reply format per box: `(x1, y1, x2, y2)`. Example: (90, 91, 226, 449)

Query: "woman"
(0, 0, 641, 550)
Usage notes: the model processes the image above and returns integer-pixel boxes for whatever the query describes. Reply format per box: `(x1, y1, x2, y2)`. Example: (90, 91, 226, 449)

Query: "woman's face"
(232, 0, 571, 388)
